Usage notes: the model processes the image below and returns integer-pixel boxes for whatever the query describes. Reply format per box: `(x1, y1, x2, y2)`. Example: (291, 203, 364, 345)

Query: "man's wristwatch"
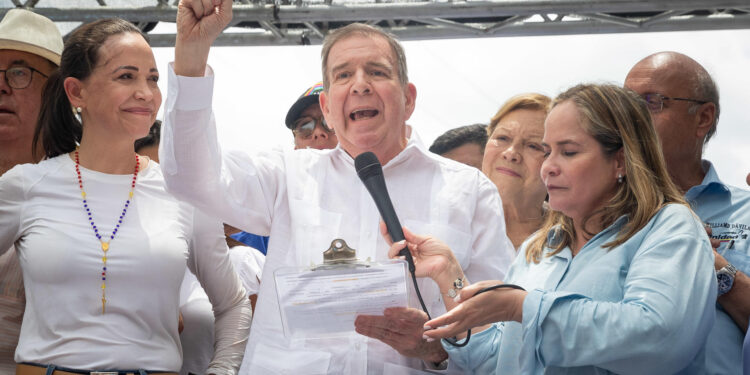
(445, 277, 465, 298)
(717, 263, 738, 296)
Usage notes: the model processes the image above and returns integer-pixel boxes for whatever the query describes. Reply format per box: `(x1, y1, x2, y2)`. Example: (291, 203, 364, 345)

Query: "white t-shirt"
(162, 65, 515, 375)
(0, 155, 250, 374)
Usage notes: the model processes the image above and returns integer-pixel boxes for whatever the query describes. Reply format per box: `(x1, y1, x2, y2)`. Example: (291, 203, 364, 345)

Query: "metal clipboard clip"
(310, 238, 372, 271)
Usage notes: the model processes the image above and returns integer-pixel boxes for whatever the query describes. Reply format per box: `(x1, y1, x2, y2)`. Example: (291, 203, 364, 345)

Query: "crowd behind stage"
(1, 1, 749, 375)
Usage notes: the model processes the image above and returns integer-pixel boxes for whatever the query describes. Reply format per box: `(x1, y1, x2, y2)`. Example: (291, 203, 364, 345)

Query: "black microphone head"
(355, 151, 383, 181)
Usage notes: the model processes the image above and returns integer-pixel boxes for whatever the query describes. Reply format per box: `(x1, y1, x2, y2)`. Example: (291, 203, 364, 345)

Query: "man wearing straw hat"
(0, 8, 62, 370)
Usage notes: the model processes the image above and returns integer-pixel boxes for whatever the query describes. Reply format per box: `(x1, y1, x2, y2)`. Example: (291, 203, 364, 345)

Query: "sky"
(150, 28, 750, 188)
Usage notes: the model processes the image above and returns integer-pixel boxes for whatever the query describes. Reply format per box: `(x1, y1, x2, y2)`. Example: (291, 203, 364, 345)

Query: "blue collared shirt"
(686, 160, 750, 374)
(444, 204, 716, 374)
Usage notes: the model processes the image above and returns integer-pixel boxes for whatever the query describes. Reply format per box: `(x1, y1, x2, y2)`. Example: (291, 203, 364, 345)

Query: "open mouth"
(0, 108, 14, 114)
(349, 109, 379, 121)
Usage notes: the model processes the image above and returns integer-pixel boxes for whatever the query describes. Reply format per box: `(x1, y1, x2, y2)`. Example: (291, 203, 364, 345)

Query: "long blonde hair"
(526, 84, 686, 263)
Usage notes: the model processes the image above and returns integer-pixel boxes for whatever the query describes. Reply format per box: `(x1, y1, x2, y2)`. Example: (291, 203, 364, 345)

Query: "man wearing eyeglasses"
(225, 82, 338, 254)
(0, 8, 63, 372)
(285, 81, 338, 150)
(225, 83, 339, 257)
(626, 51, 750, 375)
(0, 11, 60, 175)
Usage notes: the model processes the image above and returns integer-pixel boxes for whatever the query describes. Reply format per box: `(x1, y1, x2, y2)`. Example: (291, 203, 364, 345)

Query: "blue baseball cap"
(285, 82, 324, 129)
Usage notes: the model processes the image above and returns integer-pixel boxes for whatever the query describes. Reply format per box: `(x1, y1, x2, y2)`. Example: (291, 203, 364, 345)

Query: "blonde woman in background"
(483, 94, 551, 249)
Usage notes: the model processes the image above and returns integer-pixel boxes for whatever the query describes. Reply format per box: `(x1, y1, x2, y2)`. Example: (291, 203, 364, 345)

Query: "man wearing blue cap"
(230, 82, 340, 254)
(286, 81, 339, 150)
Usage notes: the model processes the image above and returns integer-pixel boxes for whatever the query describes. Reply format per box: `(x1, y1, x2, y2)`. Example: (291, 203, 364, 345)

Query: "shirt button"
(354, 341, 361, 350)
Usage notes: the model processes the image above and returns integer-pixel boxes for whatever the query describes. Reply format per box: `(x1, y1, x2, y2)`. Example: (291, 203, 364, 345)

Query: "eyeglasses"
(0, 66, 48, 89)
(642, 93, 708, 113)
(292, 116, 334, 139)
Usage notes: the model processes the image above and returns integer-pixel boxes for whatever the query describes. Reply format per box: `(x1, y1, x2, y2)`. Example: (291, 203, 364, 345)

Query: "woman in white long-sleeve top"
(387, 84, 716, 374)
(0, 18, 250, 375)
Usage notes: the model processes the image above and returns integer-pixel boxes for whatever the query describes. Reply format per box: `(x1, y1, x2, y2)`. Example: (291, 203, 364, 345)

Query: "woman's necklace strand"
(74, 150, 139, 314)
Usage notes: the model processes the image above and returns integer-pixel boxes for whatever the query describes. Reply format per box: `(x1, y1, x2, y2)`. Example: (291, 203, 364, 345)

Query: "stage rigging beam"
(2, 0, 749, 47)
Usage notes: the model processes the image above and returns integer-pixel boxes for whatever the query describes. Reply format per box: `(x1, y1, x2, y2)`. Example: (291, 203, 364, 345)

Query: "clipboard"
(274, 238, 409, 339)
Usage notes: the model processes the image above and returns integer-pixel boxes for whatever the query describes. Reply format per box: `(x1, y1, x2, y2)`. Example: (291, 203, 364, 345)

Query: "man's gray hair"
(320, 23, 409, 90)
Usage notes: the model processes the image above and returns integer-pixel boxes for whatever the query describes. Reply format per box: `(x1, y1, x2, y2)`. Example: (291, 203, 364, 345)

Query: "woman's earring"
(617, 174, 624, 184)
(75, 106, 82, 113)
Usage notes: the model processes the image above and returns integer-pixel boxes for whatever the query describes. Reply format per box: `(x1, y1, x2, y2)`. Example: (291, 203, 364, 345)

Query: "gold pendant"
(101, 241, 109, 251)
(101, 289, 107, 314)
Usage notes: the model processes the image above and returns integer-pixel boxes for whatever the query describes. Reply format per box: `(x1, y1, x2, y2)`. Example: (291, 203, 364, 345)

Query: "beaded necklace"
(74, 150, 139, 314)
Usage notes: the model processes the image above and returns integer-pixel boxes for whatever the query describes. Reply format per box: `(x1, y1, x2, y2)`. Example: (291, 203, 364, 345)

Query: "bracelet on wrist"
(442, 276, 466, 298)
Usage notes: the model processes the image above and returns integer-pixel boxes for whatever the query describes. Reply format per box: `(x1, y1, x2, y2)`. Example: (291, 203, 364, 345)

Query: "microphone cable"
(441, 283, 526, 347)
(353, 151, 525, 348)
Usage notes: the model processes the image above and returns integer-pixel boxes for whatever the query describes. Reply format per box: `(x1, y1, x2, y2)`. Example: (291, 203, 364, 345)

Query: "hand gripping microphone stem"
(354, 152, 414, 272)
(353, 152, 525, 348)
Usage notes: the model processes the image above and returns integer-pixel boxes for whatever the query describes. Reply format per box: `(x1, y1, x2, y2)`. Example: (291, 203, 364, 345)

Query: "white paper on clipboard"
(274, 259, 409, 339)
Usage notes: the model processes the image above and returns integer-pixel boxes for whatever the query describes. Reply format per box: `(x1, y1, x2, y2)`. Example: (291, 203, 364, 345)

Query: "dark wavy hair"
(134, 120, 161, 152)
(33, 18, 147, 158)
(429, 124, 488, 156)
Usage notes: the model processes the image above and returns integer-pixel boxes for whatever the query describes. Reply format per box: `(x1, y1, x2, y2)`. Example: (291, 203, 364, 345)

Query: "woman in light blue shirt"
(389, 84, 716, 374)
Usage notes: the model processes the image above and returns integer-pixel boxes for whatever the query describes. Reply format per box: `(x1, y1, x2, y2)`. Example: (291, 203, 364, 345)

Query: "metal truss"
(4, 0, 750, 47)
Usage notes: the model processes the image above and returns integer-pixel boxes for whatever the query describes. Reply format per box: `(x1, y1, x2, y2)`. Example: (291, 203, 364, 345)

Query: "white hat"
(0, 9, 63, 66)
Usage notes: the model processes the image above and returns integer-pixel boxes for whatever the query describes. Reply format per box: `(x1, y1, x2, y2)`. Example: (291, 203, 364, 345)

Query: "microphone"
(354, 152, 414, 271)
